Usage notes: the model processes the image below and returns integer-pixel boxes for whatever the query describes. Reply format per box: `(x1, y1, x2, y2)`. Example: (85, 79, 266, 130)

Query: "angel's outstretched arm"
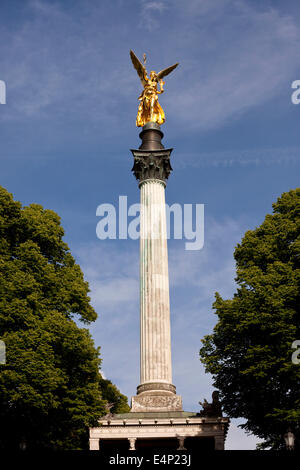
(157, 79, 165, 94)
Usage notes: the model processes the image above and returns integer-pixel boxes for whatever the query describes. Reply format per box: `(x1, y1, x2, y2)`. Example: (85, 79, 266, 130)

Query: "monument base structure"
(90, 411, 229, 452)
(89, 123, 229, 451)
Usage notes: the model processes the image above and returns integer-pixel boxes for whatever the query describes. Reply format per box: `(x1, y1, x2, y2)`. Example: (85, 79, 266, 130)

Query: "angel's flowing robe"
(136, 83, 165, 127)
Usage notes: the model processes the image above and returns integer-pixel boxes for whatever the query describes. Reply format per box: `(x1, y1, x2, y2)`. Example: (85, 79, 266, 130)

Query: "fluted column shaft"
(139, 179, 172, 386)
(131, 123, 182, 410)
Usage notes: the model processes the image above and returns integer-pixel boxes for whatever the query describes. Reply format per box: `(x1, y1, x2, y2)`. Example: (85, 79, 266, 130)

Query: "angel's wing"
(130, 50, 147, 86)
(157, 63, 179, 81)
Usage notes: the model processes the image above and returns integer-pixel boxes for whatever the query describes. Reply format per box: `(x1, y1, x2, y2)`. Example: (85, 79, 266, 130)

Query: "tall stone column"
(130, 123, 182, 412)
(139, 179, 172, 386)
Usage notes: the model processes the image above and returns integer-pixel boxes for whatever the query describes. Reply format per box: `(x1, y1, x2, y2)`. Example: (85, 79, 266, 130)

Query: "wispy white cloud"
(29, 0, 66, 17)
(169, 216, 241, 291)
(164, 0, 300, 129)
(1, 0, 299, 132)
(75, 242, 139, 314)
(176, 147, 300, 169)
(0, 1, 135, 122)
(75, 241, 140, 396)
(139, 1, 168, 31)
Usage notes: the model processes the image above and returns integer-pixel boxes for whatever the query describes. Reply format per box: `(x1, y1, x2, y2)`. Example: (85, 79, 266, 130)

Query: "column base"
(137, 382, 176, 395)
(132, 381, 182, 412)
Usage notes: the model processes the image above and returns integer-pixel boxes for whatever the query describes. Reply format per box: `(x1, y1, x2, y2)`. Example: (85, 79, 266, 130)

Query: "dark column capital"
(131, 123, 173, 184)
(131, 148, 173, 185)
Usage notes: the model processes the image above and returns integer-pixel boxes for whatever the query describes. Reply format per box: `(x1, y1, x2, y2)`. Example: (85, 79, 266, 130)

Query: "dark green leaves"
(0, 186, 128, 449)
(200, 189, 300, 449)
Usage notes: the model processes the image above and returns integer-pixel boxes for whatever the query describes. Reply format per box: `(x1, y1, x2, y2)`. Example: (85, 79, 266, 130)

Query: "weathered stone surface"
(89, 414, 229, 450)
(137, 382, 176, 394)
(138, 179, 173, 393)
(131, 395, 183, 412)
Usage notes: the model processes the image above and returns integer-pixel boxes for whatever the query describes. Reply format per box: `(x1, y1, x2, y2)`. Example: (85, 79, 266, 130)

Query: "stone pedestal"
(131, 394, 182, 413)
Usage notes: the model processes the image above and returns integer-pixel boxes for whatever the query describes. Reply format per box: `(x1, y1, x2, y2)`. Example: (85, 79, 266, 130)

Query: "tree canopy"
(0, 186, 129, 449)
(99, 377, 131, 415)
(200, 189, 300, 450)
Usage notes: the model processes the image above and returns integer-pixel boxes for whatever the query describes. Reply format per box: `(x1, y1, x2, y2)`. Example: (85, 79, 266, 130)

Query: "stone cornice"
(95, 417, 229, 427)
(90, 417, 229, 440)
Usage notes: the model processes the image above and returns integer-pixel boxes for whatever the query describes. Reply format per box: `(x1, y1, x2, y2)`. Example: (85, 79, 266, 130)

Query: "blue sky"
(1, 0, 300, 449)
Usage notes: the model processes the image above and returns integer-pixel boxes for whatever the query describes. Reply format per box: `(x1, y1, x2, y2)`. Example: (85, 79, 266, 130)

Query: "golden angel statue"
(130, 50, 179, 127)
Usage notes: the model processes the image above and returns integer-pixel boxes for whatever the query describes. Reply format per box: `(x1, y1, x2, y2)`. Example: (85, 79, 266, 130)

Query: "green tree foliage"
(99, 377, 130, 414)
(0, 186, 128, 449)
(200, 189, 300, 449)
